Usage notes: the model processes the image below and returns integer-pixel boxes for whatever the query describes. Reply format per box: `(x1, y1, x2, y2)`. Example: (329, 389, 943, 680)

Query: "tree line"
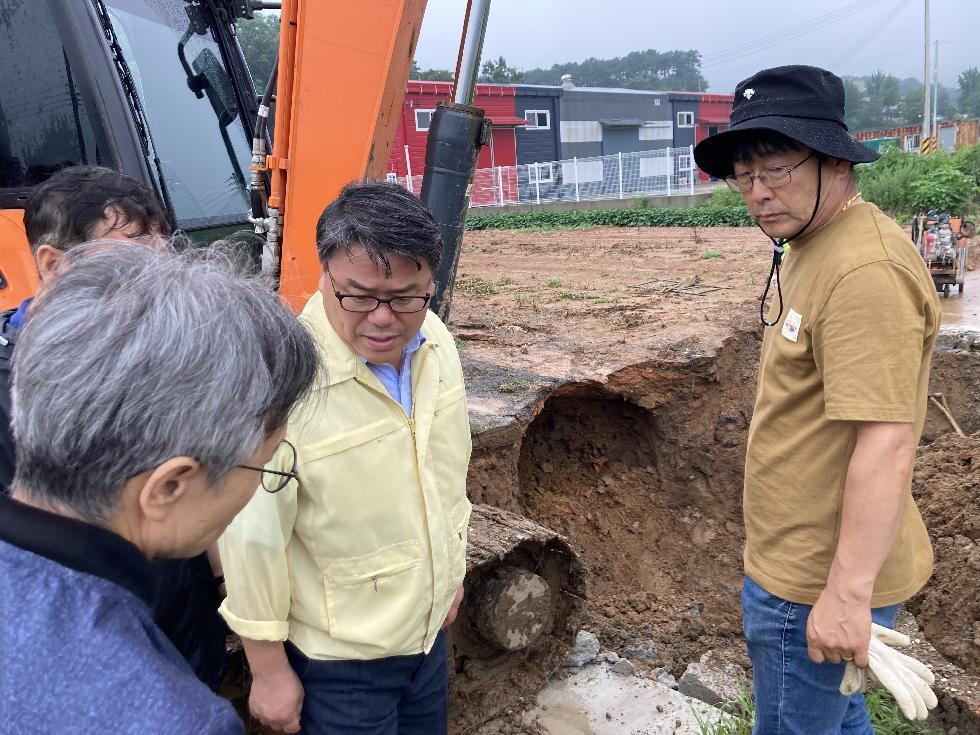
(237, 14, 980, 132)
(844, 69, 980, 131)
(415, 49, 707, 92)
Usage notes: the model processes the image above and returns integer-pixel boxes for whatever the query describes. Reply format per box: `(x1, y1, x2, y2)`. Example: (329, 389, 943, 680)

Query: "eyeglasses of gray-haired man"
(237, 438, 299, 493)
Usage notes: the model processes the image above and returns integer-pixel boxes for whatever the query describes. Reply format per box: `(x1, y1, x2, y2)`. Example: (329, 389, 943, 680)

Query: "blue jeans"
(285, 632, 448, 735)
(742, 576, 899, 735)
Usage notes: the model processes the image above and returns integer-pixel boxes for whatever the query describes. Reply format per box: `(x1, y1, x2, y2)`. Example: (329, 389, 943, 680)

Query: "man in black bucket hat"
(695, 66, 939, 732)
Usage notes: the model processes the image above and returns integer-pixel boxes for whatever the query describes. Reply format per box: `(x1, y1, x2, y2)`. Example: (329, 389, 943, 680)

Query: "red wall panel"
(387, 82, 521, 186)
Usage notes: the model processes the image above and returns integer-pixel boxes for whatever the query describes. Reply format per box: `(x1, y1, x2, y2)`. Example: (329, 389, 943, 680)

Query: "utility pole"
(921, 0, 931, 149)
(932, 39, 939, 145)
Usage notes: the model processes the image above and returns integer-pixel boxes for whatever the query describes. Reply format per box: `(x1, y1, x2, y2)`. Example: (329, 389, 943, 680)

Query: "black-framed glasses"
(238, 439, 298, 494)
(725, 151, 815, 193)
(325, 267, 431, 314)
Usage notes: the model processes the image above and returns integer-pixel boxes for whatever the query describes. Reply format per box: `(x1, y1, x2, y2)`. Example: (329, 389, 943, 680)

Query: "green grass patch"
(693, 691, 754, 735)
(694, 687, 941, 735)
(864, 687, 942, 735)
(554, 290, 589, 301)
(700, 250, 724, 260)
(466, 205, 753, 231)
(454, 276, 512, 296)
(544, 277, 563, 287)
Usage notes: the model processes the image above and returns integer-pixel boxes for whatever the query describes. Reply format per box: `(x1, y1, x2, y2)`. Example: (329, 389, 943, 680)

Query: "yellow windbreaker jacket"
(219, 294, 472, 660)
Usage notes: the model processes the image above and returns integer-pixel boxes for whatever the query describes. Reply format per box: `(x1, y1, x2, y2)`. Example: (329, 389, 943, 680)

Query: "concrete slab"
(520, 665, 722, 734)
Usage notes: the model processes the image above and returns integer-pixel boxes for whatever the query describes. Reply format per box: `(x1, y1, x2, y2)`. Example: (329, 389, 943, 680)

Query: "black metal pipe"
(422, 102, 490, 321)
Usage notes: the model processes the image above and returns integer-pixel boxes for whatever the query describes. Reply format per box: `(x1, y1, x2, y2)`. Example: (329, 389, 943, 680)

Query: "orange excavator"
(0, 1, 583, 729)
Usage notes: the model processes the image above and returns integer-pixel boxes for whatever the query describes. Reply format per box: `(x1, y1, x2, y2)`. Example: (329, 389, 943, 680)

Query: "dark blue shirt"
(0, 494, 243, 734)
(8, 298, 30, 330)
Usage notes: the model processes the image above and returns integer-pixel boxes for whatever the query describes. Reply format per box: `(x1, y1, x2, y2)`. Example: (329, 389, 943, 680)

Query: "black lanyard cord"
(760, 243, 786, 327)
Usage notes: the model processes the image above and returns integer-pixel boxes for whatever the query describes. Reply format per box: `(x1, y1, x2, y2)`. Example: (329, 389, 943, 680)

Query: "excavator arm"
(266, 0, 428, 310)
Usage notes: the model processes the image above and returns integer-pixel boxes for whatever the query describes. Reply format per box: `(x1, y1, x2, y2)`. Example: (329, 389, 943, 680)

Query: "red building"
(388, 81, 527, 204)
(694, 93, 734, 181)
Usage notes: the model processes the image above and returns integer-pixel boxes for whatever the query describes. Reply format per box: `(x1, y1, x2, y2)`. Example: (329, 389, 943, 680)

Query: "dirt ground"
(448, 225, 980, 732)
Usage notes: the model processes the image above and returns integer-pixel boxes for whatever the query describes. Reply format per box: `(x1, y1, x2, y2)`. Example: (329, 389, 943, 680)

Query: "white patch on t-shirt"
(782, 308, 803, 343)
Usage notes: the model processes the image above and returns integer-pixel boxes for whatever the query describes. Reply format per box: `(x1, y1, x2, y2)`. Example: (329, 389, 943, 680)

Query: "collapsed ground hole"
(513, 389, 750, 674)
(466, 331, 764, 679)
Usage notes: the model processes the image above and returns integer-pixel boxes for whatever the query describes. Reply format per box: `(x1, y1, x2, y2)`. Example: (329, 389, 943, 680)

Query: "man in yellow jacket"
(219, 182, 472, 735)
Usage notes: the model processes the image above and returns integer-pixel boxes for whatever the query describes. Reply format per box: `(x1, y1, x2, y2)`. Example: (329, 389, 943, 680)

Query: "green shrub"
(855, 149, 952, 218)
(909, 166, 979, 214)
(707, 186, 745, 207)
(952, 142, 980, 185)
(700, 250, 724, 259)
(465, 205, 753, 231)
(856, 147, 980, 217)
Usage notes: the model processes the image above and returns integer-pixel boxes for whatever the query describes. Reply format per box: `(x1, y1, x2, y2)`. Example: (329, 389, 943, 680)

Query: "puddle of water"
(938, 268, 980, 330)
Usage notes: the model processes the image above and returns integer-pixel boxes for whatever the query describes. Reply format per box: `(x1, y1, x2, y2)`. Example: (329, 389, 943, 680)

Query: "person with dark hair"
(219, 181, 472, 734)
(694, 67, 939, 732)
(0, 242, 319, 734)
(0, 165, 232, 692)
(1, 165, 171, 487)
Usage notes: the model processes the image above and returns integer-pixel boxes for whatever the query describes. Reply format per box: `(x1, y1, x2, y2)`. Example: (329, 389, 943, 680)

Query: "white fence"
(395, 145, 696, 208)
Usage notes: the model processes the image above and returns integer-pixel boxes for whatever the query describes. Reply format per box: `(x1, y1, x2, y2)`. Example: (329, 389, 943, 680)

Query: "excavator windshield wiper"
(92, 0, 177, 228)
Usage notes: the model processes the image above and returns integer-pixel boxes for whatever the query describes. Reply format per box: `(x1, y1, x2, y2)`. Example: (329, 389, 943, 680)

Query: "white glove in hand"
(839, 623, 938, 721)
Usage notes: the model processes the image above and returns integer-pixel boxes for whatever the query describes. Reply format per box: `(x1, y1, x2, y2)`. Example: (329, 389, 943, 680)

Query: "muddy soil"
(451, 225, 980, 731)
(908, 433, 980, 675)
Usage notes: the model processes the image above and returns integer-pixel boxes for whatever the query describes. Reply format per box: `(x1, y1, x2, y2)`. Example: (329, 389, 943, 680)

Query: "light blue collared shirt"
(363, 331, 426, 416)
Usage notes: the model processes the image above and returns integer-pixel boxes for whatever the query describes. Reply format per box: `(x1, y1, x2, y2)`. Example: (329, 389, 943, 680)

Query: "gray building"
(509, 79, 701, 202)
(514, 85, 561, 165)
(555, 81, 672, 160)
(668, 92, 700, 149)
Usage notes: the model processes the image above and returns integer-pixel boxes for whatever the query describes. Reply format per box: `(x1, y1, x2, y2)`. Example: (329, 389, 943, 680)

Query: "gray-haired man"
(0, 242, 319, 734)
(0, 165, 237, 691)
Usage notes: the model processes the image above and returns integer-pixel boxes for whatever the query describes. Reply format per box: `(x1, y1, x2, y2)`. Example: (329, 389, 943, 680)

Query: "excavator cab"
(0, 0, 256, 309)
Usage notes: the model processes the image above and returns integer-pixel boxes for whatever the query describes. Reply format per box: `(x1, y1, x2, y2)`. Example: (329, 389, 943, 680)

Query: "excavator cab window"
(100, 0, 252, 230)
(0, 1, 110, 205)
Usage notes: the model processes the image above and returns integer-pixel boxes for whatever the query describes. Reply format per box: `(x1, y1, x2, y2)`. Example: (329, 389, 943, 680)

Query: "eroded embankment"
(462, 328, 980, 733)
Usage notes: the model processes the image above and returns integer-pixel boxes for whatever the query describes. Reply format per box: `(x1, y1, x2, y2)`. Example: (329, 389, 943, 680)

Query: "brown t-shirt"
(744, 202, 938, 606)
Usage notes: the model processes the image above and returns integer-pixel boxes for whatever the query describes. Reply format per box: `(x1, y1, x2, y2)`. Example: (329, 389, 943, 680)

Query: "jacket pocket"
(319, 541, 424, 649)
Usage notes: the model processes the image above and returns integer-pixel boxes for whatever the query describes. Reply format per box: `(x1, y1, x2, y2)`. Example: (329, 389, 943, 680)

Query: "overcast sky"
(414, 0, 979, 93)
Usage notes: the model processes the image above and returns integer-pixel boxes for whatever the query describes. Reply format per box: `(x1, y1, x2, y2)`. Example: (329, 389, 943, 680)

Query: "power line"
(832, 0, 914, 69)
(838, 40, 973, 76)
(700, 0, 883, 61)
(700, 0, 889, 69)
